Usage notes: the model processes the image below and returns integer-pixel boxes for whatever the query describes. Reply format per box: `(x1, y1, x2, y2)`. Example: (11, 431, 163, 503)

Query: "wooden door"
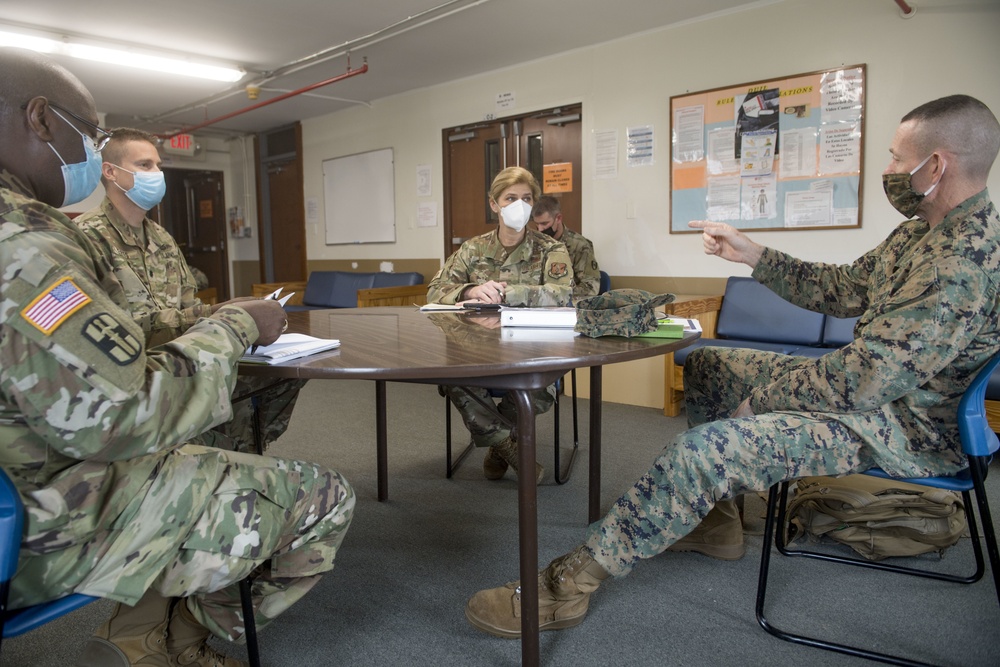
(443, 105, 583, 258)
(265, 158, 306, 282)
(257, 123, 307, 283)
(442, 123, 504, 258)
(160, 168, 230, 300)
(520, 106, 583, 234)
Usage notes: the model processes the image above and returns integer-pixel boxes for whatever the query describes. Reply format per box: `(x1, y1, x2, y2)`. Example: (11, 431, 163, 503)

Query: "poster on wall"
(669, 64, 865, 233)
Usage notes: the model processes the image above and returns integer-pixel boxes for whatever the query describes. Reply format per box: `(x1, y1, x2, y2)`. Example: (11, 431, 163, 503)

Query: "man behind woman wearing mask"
(427, 166, 574, 483)
(74, 128, 306, 455)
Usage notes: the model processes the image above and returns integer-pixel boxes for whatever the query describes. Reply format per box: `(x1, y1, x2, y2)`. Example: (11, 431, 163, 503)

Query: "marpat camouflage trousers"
(586, 347, 877, 577)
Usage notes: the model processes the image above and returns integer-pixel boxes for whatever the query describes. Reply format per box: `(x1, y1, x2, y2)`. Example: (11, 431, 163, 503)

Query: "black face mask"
(540, 226, 557, 237)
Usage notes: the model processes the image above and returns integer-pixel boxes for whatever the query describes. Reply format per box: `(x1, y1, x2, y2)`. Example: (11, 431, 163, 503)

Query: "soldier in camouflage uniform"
(73, 128, 304, 455)
(0, 48, 355, 667)
(531, 195, 602, 299)
(465, 95, 1000, 640)
(428, 167, 574, 483)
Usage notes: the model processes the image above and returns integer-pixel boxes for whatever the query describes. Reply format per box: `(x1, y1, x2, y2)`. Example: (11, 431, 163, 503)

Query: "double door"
(442, 104, 582, 259)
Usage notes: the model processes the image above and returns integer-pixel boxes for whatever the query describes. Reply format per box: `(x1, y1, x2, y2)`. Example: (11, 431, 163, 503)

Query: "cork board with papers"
(669, 64, 866, 233)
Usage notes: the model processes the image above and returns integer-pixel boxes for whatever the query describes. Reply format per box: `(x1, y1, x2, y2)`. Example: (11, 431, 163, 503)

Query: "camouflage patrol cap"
(574, 289, 676, 338)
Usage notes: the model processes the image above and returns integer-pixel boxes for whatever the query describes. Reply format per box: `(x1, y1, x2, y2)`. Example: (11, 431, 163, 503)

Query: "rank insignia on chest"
(21, 277, 92, 335)
(81, 313, 142, 365)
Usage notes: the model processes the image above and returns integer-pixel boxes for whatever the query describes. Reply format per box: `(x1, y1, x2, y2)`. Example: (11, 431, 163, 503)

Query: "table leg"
(376, 380, 388, 502)
(588, 366, 603, 524)
(509, 388, 539, 667)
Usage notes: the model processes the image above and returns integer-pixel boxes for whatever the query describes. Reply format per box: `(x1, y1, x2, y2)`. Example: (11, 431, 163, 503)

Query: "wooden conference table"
(239, 306, 698, 666)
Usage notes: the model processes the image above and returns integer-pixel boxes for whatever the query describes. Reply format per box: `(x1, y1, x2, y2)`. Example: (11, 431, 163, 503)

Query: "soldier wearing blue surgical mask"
(74, 128, 307, 456)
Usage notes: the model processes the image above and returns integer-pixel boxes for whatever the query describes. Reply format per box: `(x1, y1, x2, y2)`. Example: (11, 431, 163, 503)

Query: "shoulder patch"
(21, 277, 92, 335)
(549, 262, 569, 278)
(81, 313, 143, 366)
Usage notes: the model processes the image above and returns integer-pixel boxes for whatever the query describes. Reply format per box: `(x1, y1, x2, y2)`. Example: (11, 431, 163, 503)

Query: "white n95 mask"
(499, 199, 532, 232)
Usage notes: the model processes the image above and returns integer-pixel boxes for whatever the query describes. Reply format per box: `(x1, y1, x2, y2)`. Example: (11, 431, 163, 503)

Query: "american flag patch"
(22, 277, 92, 335)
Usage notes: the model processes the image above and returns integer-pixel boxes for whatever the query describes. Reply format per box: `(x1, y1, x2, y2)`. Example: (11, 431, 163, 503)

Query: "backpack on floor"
(785, 474, 967, 561)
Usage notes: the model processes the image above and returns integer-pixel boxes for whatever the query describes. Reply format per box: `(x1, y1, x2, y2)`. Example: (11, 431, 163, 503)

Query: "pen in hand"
(249, 289, 288, 355)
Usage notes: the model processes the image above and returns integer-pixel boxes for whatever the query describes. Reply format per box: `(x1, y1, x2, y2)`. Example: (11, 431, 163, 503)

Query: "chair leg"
(969, 455, 1000, 606)
(756, 481, 980, 666)
(239, 577, 261, 667)
(444, 394, 473, 478)
(553, 372, 580, 485)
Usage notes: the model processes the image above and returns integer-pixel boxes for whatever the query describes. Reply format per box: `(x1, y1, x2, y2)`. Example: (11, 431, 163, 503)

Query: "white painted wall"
(299, 0, 1000, 279)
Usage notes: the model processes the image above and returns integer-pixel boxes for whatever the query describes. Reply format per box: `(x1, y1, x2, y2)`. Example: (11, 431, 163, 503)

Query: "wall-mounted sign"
(163, 134, 199, 157)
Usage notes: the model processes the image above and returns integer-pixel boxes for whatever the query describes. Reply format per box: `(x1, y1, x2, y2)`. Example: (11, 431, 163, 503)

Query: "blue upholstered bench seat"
(284, 270, 423, 311)
(675, 276, 1000, 403)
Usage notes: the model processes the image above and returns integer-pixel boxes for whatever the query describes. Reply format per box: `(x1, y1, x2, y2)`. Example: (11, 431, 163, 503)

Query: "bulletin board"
(323, 147, 395, 244)
(669, 64, 866, 233)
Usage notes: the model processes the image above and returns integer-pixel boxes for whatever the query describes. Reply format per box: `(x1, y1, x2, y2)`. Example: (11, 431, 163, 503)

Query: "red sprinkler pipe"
(894, 0, 915, 17)
(160, 62, 369, 138)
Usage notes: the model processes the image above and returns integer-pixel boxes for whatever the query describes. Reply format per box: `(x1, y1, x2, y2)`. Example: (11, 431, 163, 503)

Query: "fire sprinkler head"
(246, 84, 261, 100)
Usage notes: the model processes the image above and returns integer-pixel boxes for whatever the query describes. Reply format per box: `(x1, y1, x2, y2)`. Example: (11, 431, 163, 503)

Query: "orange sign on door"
(543, 162, 573, 193)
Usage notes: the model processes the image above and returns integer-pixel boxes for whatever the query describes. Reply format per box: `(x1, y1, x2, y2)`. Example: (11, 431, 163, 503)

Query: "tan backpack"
(785, 474, 967, 561)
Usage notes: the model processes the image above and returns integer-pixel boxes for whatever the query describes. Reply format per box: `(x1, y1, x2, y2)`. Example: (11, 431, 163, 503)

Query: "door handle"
(451, 237, 470, 245)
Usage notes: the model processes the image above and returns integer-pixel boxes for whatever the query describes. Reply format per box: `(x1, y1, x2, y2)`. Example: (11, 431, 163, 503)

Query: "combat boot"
(465, 544, 610, 638)
(483, 442, 508, 480)
(76, 589, 172, 666)
(667, 498, 745, 560)
(166, 599, 248, 667)
(487, 435, 544, 484)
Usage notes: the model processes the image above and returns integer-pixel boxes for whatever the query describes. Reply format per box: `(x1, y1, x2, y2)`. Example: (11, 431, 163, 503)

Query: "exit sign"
(163, 133, 198, 157)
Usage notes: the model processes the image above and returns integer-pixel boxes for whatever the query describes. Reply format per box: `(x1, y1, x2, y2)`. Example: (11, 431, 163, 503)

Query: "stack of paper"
(500, 307, 577, 328)
(241, 333, 341, 365)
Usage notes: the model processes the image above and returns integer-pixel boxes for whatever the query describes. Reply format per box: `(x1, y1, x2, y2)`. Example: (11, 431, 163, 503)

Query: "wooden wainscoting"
(663, 294, 723, 417)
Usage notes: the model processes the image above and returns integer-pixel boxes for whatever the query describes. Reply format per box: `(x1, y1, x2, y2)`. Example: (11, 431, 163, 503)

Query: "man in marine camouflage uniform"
(0, 47, 355, 667)
(74, 127, 304, 454)
(428, 166, 574, 484)
(531, 195, 601, 299)
(465, 94, 1000, 641)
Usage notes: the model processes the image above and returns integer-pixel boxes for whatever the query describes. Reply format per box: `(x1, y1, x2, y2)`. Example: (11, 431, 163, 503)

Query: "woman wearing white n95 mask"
(427, 166, 575, 484)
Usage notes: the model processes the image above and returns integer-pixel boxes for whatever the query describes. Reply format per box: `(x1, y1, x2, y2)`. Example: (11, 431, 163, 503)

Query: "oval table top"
(238, 306, 700, 387)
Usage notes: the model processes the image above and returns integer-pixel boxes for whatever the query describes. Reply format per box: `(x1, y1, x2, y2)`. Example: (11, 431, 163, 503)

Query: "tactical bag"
(785, 474, 967, 561)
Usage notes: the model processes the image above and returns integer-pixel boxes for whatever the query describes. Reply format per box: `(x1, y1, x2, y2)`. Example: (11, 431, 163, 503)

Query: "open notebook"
(241, 333, 341, 365)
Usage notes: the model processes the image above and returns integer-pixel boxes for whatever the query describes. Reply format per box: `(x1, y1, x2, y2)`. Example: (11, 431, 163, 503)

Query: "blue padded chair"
(755, 353, 1000, 666)
(0, 468, 99, 662)
(0, 468, 261, 667)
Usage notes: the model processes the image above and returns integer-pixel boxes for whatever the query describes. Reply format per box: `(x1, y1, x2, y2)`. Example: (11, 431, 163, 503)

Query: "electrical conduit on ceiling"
(147, 0, 494, 132)
(159, 61, 368, 138)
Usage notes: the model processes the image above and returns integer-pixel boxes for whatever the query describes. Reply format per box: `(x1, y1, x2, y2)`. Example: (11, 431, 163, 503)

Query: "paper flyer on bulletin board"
(669, 65, 865, 233)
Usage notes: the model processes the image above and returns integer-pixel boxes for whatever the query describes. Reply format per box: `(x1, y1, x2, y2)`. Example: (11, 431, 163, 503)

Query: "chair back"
(0, 468, 98, 642)
(0, 470, 24, 589)
(958, 352, 1000, 458)
(599, 271, 611, 295)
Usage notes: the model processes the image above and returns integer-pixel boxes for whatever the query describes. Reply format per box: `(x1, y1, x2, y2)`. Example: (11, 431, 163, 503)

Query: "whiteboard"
(323, 147, 395, 244)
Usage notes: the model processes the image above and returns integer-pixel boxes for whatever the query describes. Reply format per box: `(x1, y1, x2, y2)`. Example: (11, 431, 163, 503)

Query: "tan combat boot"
(76, 589, 172, 666)
(484, 435, 544, 484)
(166, 599, 248, 667)
(667, 498, 745, 560)
(465, 544, 610, 638)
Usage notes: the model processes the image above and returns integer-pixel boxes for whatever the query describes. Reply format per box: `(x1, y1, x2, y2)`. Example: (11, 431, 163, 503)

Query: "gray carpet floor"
(5, 380, 999, 666)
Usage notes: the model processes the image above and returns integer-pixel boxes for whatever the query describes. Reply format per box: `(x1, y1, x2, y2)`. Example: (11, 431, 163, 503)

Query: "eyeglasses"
(22, 100, 114, 151)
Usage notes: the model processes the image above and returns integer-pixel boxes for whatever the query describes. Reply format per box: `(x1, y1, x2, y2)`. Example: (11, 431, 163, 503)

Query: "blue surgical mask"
(111, 165, 166, 211)
(47, 108, 103, 207)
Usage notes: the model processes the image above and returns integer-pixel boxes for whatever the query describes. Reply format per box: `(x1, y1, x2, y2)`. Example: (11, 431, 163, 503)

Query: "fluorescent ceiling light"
(0, 29, 245, 82)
